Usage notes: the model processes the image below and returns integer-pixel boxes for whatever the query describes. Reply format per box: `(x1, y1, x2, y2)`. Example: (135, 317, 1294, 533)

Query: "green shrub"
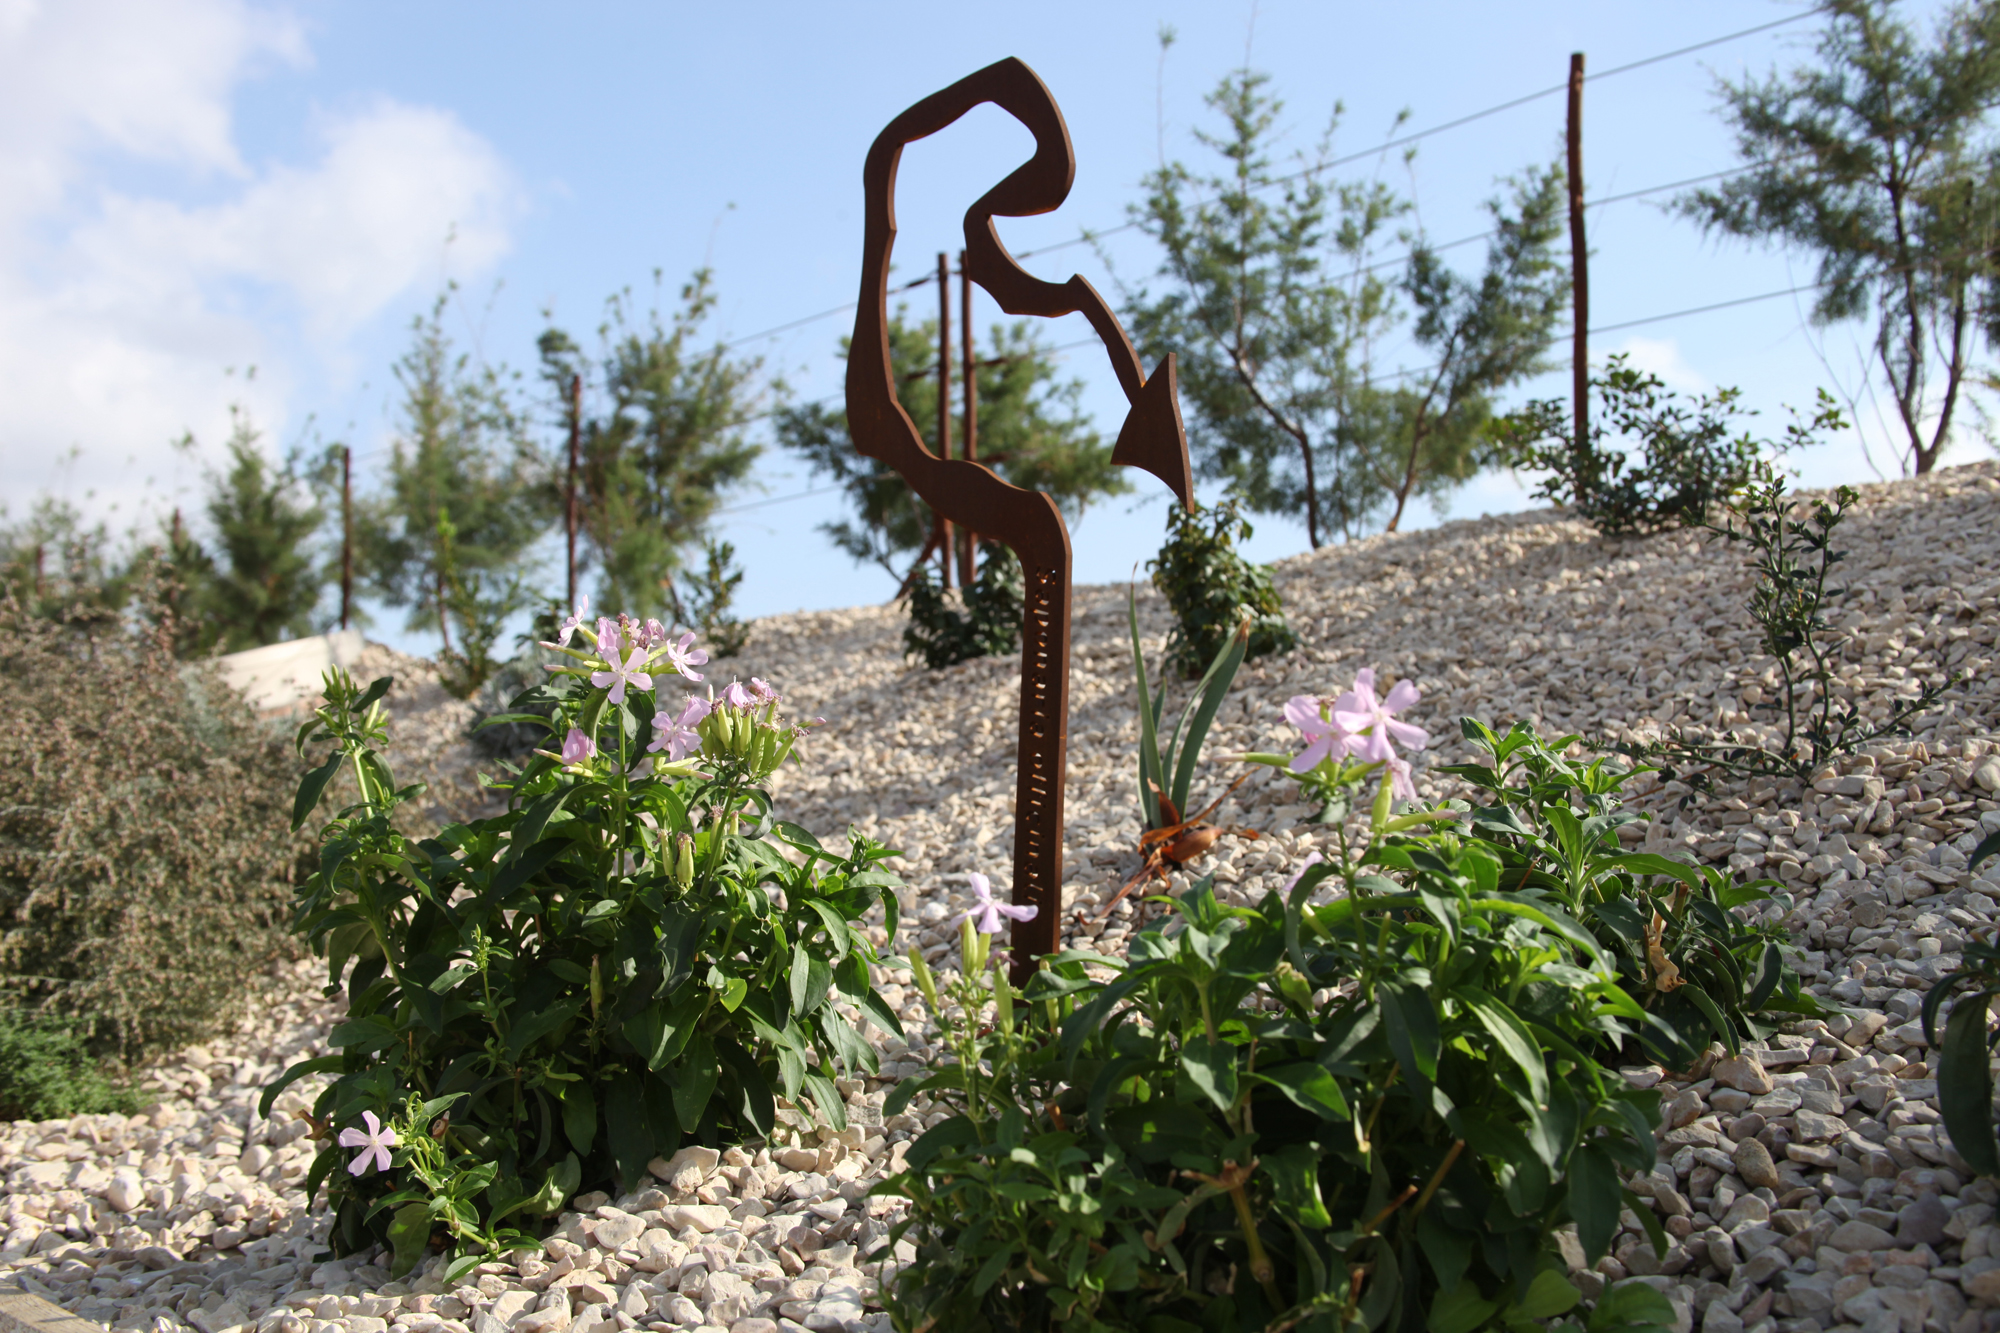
(877, 716, 1678, 1333)
(1493, 356, 1838, 536)
(1150, 496, 1294, 680)
(0, 595, 307, 1063)
(0, 1008, 145, 1120)
(904, 541, 1021, 670)
(269, 619, 903, 1279)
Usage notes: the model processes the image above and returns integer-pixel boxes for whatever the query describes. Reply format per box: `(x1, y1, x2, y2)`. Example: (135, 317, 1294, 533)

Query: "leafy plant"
(1150, 495, 1294, 680)
(0, 592, 307, 1063)
(1494, 357, 1837, 536)
(877, 726, 1676, 1333)
(267, 624, 904, 1278)
(1617, 475, 1956, 790)
(672, 537, 750, 659)
(0, 1008, 146, 1121)
(1442, 720, 1824, 1070)
(904, 541, 1022, 671)
(434, 509, 533, 700)
(1922, 837, 2000, 1178)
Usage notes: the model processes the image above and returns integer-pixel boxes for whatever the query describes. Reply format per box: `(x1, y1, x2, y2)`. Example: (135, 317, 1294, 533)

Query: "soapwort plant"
(877, 709, 1677, 1333)
(266, 612, 905, 1276)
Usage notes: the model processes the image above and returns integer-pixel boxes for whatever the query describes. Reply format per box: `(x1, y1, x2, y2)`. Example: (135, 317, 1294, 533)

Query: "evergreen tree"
(360, 294, 552, 652)
(539, 269, 767, 617)
(1679, 0, 2000, 474)
(192, 409, 327, 651)
(776, 312, 1128, 579)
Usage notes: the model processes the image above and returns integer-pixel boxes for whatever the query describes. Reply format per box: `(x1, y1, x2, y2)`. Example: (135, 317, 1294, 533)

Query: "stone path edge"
(0, 1286, 110, 1333)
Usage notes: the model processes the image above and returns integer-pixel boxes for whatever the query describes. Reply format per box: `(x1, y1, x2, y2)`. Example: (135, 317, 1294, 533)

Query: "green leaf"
(673, 1033, 720, 1131)
(292, 752, 345, 831)
(1568, 1143, 1620, 1261)
(1178, 1035, 1238, 1112)
(1680, 983, 1738, 1054)
(1130, 585, 1164, 829)
(603, 1080, 653, 1192)
(803, 900, 853, 959)
(1508, 1268, 1581, 1321)
(1940, 994, 2000, 1178)
(1971, 830, 2000, 874)
(1429, 1281, 1500, 1333)
(1459, 987, 1549, 1107)
(789, 941, 832, 1018)
(1252, 1063, 1349, 1120)
(1379, 980, 1439, 1093)
(1589, 1281, 1678, 1333)
(386, 1202, 431, 1279)
(1167, 617, 1249, 815)
(259, 1055, 344, 1118)
(1262, 1142, 1330, 1228)
(562, 1081, 597, 1157)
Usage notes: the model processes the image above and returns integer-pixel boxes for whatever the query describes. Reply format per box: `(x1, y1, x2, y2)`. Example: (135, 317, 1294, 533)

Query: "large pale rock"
(651, 1145, 721, 1195)
(659, 1203, 731, 1233)
(589, 1209, 645, 1250)
(1733, 1139, 1780, 1190)
(1711, 1054, 1773, 1095)
(102, 1166, 146, 1213)
(1829, 1220, 1899, 1252)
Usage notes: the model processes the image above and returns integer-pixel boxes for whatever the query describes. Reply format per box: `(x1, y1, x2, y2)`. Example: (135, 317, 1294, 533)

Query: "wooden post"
(1567, 51, 1589, 451)
(565, 372, 581, 611)
(960, 251, 978, 585)
(340, 445, 352, 631)
(936, 252, 953, 589)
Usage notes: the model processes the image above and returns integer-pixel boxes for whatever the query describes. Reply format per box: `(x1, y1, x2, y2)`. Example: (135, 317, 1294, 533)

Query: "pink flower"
(1281, 852, 1324, 894)
(1331, 668, 1428, 764)
(595, 617, 622, 657)
(560, 727, 596, 765)
(661, 632, 709, 682)
(722, 679, 756, 710)
(592, 647, 655, 705)
(748, 677, 779, 704)
(338, 1110, 398, 1177)
(649, 697, 713, 760)
(957, 872, 1038, 935)
(1387, 756, 1418, 804)
(556, 596, 590, 647)
(641, 619, 668, 650)
(1284, 694, 1353, 774)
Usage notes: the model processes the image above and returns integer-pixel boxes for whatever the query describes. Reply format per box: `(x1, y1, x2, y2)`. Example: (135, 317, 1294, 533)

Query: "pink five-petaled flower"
(748, 677, 779, 704)
(641, 619, 668, 650)
(722, 679, 756, 710)
(591, 647, 655, 705)
(1331, 668, 1428, 764)
(556, 596, 590, 647)
(662, 632, 708, 682)
(649, 697, 713, 760)
(1284, 695, 1353, 774)
(560, 727, 596, 766)
(595, 617, 622, 656)
(338, 1110, 398, 1177)
(958, 872, 1038, 935)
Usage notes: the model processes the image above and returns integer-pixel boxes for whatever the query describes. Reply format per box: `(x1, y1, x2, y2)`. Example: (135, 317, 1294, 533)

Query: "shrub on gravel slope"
(0, 596, 307, 1064)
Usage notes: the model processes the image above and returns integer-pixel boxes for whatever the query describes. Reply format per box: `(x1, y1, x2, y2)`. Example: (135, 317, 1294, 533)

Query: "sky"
(0, 0, 1978, 656)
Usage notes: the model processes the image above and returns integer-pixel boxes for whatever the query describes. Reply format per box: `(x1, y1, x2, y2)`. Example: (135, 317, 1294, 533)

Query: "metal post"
(340, 445, 352, 632)
(936, 252, 953, 589)
(1567, 52, 1589, 451)
(960, 251, 978, 585)
(566, 372, 581, 611)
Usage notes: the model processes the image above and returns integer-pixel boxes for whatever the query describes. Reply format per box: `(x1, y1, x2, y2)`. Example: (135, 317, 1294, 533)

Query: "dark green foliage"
(1130, 588, 1248, 832)
(361, 294, 553, 653)
(1615, 477, 1957, 789)
(1441, 720, 1824, 1069)
(186, 410, 328, 651)
(539, 271, 766, 615)
(1148, 495, 1293, 679)
(0, 499, 132, 629)
(276, 662, 902, 1276)
(0, 595, 307, 1063)
(777, 315, 1126, 578)
(1125, 70, 1568, 547)
(434, 510, 530, 701)
(1677, 0, 2000, 475)
(673, 538, 750, 659)
(1925, 839, 2000, 1178)
(877, 738, 1683, 1332)
(903, 542, 1021, 670)
(0, 1008, 145, 1121)
(1497, 357, 1838, 536)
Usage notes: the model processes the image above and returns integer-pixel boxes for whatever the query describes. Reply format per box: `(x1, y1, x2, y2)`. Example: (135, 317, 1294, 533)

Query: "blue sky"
(0, 0, 1974, 655)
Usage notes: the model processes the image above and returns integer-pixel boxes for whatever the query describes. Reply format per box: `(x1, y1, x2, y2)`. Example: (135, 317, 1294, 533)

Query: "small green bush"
(877, 720, 1678, 1332)
(1150, 496, 1294, 679)
(0, 1008, 144, 1121)
(904, 541, 1021, 670)
(0, 595, 307, 1063)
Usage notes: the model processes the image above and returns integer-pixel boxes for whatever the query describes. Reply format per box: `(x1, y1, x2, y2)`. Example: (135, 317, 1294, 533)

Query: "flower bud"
(991, 956, 1013, 1034)
(673, 832, 695, 889)
(909, 950, 939, 1012)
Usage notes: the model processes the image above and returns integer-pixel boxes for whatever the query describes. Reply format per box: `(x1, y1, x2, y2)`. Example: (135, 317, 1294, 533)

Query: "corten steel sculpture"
(845, 57, 1194, 979)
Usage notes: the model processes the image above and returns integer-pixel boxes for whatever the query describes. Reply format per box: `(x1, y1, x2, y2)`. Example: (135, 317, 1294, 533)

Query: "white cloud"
(0, 0, 518, 525)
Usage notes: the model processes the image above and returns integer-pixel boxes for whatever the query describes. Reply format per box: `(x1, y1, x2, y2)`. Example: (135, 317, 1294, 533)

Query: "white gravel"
(4, 462, 1997, 1333)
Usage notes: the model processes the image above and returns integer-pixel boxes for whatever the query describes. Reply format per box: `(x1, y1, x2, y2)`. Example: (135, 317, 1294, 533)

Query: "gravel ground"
(3, 462, 1998, 1333)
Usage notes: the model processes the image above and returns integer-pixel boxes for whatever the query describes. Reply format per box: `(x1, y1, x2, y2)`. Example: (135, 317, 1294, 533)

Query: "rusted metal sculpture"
(845, 57, 1194, 978)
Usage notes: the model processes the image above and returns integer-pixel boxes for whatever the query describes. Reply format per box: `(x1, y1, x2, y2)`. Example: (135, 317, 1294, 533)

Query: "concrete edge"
(0, 1287, 108, 1333)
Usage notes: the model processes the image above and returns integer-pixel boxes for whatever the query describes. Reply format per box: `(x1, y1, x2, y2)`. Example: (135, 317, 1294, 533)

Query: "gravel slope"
(3, 462, 1997, 1333)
